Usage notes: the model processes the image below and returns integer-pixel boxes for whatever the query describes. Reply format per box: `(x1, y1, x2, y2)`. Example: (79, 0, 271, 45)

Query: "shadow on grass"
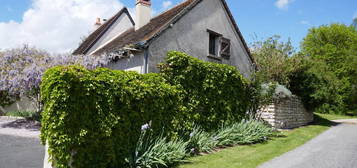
(311, 114, 339, 127)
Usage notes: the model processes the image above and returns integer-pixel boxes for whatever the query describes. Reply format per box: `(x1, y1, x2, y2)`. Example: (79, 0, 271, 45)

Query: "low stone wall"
(258, 96, 313, 129)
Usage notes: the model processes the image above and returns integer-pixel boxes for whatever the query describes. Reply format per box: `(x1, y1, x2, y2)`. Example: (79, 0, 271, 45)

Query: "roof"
(73, 0, 254, 64)
(93, 0, 196, 55)
(72, 7, 135, 55)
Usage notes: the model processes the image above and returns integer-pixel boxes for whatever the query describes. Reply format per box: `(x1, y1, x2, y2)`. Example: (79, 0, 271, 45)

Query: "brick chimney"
(94, 17, 102, 29)
(135, 0, 151, 30)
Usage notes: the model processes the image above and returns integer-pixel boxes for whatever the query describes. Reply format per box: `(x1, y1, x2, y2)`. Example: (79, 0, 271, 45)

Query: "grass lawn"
(179, 113, 354, 168)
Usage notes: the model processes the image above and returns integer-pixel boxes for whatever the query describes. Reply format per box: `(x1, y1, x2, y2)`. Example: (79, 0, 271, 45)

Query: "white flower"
(189, 132, 194, 137)
(141, 123, 150, 131)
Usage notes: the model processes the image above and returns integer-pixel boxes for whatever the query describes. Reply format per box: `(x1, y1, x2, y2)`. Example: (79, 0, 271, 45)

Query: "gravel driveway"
(259, 119, 357, 168)
(0, 117, 44, 168)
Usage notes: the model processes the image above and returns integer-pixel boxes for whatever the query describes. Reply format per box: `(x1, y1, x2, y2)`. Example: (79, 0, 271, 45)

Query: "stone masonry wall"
(259, 96, 313, 129)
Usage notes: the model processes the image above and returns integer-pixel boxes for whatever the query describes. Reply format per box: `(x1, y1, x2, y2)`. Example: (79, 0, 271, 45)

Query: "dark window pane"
(209, 34, 216, 55)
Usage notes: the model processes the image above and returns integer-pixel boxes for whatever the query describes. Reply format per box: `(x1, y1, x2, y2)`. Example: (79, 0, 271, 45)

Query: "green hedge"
(40, 66, 182, 168)
(159, 51, 250, 131)
(41, 52, 251, 168)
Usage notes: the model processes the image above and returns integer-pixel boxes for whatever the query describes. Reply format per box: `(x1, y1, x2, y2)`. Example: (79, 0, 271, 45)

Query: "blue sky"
(0, 0, 356, 52)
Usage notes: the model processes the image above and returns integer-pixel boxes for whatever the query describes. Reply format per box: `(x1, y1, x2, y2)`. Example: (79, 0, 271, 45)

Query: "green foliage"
(214, 120, 273, 146)
(129, 120, 273, 168)
(0, 91, 15, 107)
(251, 35, 295, 86)
(40, 66, 182, 168)
(159, 51, 250, 131)
(247, 74, 277, 116)
(187, 127, 218, 154)
(293, 23, 357, 113)
(6, 110, 35, 118)
(128, 128, 188, 168)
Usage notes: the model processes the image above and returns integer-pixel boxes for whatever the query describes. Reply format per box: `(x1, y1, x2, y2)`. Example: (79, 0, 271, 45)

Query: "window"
(208, 29, 222, 56)
(209, 34, 217, 55)
(220, 38, 231, 58)
(207, 29, 231, 60)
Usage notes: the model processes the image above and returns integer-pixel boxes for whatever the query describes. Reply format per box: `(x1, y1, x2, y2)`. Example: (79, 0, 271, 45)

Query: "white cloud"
(275, 0, 293, 10)
(162, 1, 173, 10)
(0, 0, 124, 53)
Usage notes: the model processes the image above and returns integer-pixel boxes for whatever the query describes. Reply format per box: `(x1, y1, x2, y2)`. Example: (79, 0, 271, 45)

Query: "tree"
(296, 23, 357, 113)
(251, 35, 295, 86)
(353, 18, 357, 28)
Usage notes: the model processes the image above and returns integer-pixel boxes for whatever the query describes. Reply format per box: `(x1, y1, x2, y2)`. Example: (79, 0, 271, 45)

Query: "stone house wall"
(259, 96, 313, 129)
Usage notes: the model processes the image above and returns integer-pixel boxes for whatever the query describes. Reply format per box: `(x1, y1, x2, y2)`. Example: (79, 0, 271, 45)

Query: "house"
(73, 0, 255, 77)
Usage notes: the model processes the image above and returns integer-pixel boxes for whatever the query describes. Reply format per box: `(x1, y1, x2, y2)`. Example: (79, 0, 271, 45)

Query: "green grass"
(315, 112, 357, 121)
(5, 110, 41, 121)
(178, 113, 349, 168)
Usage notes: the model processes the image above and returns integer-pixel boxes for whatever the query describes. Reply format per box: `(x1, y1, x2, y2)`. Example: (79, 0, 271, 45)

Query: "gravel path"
(259, 119, 357, 168)
(0, 117, 44, 168)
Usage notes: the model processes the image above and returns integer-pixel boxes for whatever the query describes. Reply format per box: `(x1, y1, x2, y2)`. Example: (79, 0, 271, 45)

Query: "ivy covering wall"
(40, 51, 250, 168)
(159, 51, 250, 131)
(41, 66, 182, 167)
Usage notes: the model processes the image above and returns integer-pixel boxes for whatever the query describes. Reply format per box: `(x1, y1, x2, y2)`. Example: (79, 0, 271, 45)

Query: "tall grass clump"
(215, 119, 274, 146)
(187, 127, 218, 154)
(128, 124, 188, 168)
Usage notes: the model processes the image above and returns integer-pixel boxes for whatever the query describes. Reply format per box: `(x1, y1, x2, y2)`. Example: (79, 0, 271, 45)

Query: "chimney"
(135, 0, 151, 30)
(94, 17, 102, 29)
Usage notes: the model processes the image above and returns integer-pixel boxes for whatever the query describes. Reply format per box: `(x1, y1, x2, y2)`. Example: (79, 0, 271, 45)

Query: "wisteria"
(0, 45, 113, 111)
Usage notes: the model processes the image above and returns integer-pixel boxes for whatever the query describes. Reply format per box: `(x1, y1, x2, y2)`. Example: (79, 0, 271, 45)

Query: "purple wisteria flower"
(0, 45, 113, 110)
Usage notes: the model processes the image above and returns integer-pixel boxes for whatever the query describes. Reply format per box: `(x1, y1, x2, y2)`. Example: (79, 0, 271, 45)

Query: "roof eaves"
(220, 0, 256, 65)
(73, 7, 134, 55)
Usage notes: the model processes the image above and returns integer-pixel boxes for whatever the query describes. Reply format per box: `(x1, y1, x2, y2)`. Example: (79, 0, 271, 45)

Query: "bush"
(159, 51, 250, 131)
(40, 66, 182, 168)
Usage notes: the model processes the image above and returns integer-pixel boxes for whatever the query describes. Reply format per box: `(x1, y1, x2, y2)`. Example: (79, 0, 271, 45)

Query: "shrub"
(159, 51, 250, 131)
(40, 66, 182, 168)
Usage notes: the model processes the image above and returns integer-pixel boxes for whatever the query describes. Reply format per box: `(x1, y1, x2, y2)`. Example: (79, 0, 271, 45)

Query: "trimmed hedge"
(159, 51, 250, 131)
(40, 66, 182, 168)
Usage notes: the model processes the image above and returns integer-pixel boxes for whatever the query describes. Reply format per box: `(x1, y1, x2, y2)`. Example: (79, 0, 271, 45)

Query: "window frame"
(207, 29, 222, 57)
